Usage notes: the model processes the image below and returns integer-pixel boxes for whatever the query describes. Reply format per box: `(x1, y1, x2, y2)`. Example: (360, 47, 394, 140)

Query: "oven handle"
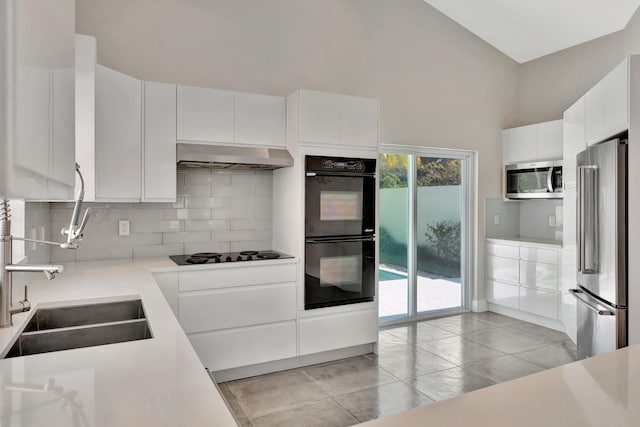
(306, 236, 375, 244)
(306, 171, 376, 178)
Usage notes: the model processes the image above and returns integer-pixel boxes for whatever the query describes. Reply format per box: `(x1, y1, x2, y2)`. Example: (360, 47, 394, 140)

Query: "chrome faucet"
(0, 165, 90, 327)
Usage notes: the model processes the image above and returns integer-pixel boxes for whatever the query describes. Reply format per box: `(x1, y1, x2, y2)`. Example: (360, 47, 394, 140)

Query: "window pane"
(416, 157, 462, 313)
(378, 153, 409, 320)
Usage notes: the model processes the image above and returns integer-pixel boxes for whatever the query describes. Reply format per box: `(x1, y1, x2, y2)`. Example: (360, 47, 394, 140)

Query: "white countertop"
(487, 236, 562, 248)
(0, 257, 238, 427)
(361, 344, 640, 426)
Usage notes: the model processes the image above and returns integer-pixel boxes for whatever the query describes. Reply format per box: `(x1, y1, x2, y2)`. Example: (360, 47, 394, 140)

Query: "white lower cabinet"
(487, 280, 519, 310)
(519, 260, 558, 291)
(486, 239, 561, 321)
(519, 287, 559, 319)
(179, 282, 296, 333)
(188, 321, 297, 371)
(176, 262, 299, 371)
(298, 308, 378, 356)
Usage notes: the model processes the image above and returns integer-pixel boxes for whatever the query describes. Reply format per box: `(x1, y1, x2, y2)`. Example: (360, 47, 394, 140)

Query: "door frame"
(378, 145, 476, 326)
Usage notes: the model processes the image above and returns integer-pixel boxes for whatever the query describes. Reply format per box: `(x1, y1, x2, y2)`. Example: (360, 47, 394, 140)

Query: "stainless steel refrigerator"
(570, 137, 627, 359)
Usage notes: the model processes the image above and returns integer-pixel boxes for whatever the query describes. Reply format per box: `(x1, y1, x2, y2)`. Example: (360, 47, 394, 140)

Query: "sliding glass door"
(378, 148, 473, 323)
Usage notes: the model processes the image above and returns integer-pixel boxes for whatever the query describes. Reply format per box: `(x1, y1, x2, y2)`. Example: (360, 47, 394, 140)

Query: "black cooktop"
(169, 250, 294, 266)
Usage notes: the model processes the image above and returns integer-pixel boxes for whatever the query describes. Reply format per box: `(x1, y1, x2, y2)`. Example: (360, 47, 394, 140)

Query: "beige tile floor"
(217, 312, 577, 427)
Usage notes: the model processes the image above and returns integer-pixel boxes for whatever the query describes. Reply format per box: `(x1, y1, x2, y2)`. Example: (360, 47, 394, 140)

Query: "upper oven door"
(305, 173, 376, 237)
(505, 161, 563, 199)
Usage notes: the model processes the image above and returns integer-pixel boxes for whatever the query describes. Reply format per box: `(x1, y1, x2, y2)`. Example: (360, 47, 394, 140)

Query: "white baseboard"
(211, 343, 374, 382)
(488, 303, 565, 332)
(472, 299, 489, 312)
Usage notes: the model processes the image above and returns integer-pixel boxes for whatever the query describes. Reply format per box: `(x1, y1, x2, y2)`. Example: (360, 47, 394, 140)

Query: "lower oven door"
(305, 236, 375, 310)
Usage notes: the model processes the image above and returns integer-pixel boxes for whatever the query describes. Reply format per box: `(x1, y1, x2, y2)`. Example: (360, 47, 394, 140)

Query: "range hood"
(176, 143, 293, 170)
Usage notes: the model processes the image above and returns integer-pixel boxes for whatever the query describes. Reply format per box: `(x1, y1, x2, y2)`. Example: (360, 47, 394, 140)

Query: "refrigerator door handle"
(577, 165, 599, 274)
(569, 289, 614, 316)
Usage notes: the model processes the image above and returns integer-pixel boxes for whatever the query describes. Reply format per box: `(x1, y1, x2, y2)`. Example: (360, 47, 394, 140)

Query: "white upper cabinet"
(143, 81, 177, 202)
(94, 65, 142, 201)
(341, 95, 379, 147)
(299, 90, 342, 144)
(585, 58, 629, 145)
(297, 89, 378, 148)
(502, 120, 562, 165)
(235, 92, 285, 147)
(177, 85, 234, 144)
(562, 96, 587, 187)
(176, 85, 285, 148)
(0, 0, 75, 200)
(502, 125, 536, 164)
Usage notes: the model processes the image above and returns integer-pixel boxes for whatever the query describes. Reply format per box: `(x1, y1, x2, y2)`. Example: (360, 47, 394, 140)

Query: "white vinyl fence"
(379, 185, 461, 249)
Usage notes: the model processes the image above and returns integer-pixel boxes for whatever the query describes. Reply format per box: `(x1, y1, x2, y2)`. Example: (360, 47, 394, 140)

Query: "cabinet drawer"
(179, 282, 296, 333)
(486, 242, 519, 259)
(520, 246, 558, 264)
(298, 309, 377, 356)
(519, 287, 559, 319)
(520, 260, 558, 290)
(487, 280, 519, 310)
(188, 321, 297, 371)
(179, 263, 297, 292)
(486, 255, 519, 284)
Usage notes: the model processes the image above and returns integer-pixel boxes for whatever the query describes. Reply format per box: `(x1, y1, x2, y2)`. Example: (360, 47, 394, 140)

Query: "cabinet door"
(15, 65, 51, 176)
(340, 95, 378, 148)
(1, 0, 75, 200)
(563, 96, 586, 186)
(235, 92, 285, 147)
(602, 59, 629, 137)
(95, 65, 142, 200)
(519, 287, 559, 319)
(487, 280, 519, 309)
(502, 125, 536, 164)
(177, 85, 234, 143)
(486, 255, 519, 284)
(299, 90, 341, 144)
(298, 309, 377, 355)
(144, 81, 176, 202)
(51, 67, 76, 186)
(585, 80, 604, 145)
(188, 321, 297, 371)
(536, 120, 563, 160)
(179, 282, 296, 333)
(520, 260, 558, 290)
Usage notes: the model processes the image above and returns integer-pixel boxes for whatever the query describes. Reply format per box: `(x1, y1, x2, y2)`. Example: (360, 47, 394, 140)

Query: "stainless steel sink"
(23, 299, 146, 331)
(3, 299, 153, 358)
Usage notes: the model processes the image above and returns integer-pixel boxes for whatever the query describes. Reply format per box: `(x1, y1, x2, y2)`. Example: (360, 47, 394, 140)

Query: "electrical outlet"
(548, 216, 556, 227)
(118, 220, 130, 237)
(493, 214, 500, 225)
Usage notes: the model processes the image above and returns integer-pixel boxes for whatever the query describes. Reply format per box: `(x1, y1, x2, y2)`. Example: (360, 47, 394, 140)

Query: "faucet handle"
(24, 285, 28, 302)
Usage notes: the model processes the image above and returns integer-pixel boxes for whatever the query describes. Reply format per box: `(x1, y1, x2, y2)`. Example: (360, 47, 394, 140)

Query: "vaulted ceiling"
(423, 0, 640, 63)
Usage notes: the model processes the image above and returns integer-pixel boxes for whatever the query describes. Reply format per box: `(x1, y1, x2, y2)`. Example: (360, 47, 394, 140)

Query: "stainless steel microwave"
(504, 160, 563, 199)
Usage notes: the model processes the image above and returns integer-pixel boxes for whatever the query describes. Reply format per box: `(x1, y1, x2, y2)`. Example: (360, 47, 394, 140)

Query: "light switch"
(118, 220, 130, 236)
(493, 215, 500, 225)
(548, 216, 556, 227)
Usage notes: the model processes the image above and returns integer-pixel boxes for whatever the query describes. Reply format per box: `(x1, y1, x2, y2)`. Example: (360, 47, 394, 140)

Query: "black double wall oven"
(304, 155, 376, 310)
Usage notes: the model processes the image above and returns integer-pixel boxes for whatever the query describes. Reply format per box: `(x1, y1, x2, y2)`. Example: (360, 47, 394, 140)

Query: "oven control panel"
(306, 155, 376, 174)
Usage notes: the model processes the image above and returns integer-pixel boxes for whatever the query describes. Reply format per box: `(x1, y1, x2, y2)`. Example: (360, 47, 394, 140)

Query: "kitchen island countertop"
(361, 344, 640, 426)
(0, 257, 238, 427)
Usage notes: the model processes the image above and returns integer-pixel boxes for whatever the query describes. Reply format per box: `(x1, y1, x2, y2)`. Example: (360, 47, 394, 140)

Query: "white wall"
(76, 0, 520, 307)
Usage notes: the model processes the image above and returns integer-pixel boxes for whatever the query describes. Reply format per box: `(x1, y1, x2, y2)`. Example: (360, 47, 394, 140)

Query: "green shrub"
(424, 220, 461, 261)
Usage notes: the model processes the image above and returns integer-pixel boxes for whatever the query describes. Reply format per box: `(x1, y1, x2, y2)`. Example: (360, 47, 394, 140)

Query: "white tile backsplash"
(30, 169, 275, 262)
